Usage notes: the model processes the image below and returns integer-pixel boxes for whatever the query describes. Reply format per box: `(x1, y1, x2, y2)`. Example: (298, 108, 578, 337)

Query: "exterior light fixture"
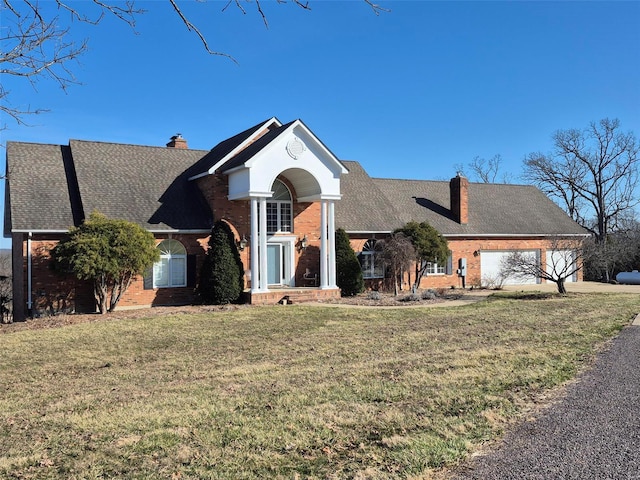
(238, 234, 248, 251)
(299, 234, 308, 252)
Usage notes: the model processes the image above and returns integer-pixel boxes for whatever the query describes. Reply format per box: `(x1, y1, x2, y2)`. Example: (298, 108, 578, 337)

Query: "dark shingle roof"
(5, 142, 78, 231)
(5, 136, 586, 239)
(336, 160, 586, 236)
(5, 140, 214, 233)
(336, 161, 404, 232)
(217, 121, 295, 173)
(371, 177, 588, 236)
(69, 140, 212, 230)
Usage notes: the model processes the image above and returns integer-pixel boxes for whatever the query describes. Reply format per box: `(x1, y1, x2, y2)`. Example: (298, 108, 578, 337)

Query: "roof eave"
(188, 117, 282, 181)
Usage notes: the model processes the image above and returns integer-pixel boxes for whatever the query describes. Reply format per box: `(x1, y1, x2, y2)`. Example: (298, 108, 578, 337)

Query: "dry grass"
(0, 293, 638, 479)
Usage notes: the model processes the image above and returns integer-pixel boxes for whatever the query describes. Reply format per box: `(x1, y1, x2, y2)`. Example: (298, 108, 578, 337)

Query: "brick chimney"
(166, 133, 188, 149)
(450, 173, 469, 224)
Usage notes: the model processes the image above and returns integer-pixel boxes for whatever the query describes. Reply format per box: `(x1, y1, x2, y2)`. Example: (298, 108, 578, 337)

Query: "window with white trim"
(359, 239, 384, 279)
(153, 239, 187, 288)
(267, 179, 292, 234)
(425, 261, 445, 275)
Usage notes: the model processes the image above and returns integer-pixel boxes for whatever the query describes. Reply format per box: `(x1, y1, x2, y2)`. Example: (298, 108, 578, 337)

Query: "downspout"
(27, 232, 32, 314)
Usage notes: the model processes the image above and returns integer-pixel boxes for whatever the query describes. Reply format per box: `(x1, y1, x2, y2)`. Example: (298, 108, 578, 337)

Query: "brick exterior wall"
(13, 167, 583, 319)
(16, 233, 211, 318)
(196, 173, 323, 288)
(348, 234, 584, 292)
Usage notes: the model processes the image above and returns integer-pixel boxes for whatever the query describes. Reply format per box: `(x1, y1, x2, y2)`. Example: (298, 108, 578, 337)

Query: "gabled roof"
(219, 120, 295, 173)
(336, 161, 587, 237)
(5, 142, 79, 232)
(193, 118, 347, 177)
(5, 140, 214, 234)
(188, 117, 282, 179)
(336, 161, 403, 232)
(5, 121, 586, 240)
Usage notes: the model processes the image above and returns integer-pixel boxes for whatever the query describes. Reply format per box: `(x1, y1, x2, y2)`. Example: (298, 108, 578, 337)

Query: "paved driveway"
(450, 287, 640, 479)
(452, 321, 640, 479)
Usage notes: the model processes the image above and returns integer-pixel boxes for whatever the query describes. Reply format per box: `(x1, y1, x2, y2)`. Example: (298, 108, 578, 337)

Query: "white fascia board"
(296, 193, 343, 202)
(442, 233, 591, 238)
(14, 228, 212, 235)
(344, 230, 393, 234)
(223, 165, 246, 175)
(147, 229, 211, 234)
(13, 229, 70, 234)
(228, 191, 274, 201)
(187, 117, 282, 181)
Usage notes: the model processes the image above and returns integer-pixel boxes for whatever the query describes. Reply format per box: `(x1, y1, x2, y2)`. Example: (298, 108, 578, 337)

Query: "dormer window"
(267, 179, 292, 234)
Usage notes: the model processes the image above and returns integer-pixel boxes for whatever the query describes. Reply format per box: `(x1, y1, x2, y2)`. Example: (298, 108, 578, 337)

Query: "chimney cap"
(166, 133, 188, 148)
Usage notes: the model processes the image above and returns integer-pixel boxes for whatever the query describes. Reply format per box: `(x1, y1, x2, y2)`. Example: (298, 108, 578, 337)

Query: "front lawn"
(1, 293, 637, 479)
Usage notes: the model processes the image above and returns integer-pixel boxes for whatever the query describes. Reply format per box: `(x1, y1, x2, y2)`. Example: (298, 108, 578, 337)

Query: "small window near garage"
(424, 252, 453, 275)
(153, 239, 187, 288)
(425, 262, 445, 275)
(359, 239, 384, 279)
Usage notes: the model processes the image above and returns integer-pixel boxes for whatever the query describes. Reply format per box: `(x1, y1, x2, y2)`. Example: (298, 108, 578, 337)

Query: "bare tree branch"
(1, 0, 389, 127)
(168, 0, 237, 63)
(523, 118, 639, 252)
(500, 237, 586, 294)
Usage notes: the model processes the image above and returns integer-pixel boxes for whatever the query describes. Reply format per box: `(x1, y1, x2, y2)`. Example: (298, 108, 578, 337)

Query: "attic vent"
(286, 137, 305, 159)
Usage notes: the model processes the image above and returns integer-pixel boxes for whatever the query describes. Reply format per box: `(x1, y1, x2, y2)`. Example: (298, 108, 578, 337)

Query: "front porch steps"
(246, 287, 341, 305)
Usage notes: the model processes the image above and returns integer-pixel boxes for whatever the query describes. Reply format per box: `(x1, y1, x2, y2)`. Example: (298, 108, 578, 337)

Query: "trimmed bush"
(197, 221, 244, 304)
(335, 228, 364, 297)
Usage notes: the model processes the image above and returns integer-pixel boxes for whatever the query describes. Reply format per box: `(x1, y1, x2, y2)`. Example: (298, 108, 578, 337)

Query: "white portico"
(201, 118, 348, 295)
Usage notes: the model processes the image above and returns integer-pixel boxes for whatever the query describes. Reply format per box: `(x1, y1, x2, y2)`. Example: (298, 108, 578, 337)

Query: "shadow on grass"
(489, 291, 561, 301)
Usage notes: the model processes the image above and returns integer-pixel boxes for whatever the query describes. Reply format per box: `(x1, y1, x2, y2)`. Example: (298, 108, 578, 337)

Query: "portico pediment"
(224, 120, 348, 201)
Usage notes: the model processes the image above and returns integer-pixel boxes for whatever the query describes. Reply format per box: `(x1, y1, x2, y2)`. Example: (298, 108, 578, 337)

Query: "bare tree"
(1, 0, 387, 127)
(500, 238, 585, 294)
(379, 232, 416, 295)
(524, 119, 639, 245)
(583, 215, 640, 281)
(454, 154, 512, 184)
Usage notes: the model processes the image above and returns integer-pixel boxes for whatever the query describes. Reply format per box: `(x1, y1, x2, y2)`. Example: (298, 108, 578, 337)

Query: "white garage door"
(546, 249, 577, 282)
(480, 250, 539, 286)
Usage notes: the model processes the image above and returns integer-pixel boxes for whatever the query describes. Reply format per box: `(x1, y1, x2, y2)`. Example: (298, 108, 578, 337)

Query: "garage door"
(546, 249, 577, 282)
(480, 250, 539, 286)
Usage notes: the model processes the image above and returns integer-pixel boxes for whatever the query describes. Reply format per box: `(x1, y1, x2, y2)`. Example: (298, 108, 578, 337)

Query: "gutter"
(27, 232, 32, 313)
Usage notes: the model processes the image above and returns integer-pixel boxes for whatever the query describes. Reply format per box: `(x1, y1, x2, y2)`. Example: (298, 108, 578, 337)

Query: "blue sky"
(2, 0, 639, 248)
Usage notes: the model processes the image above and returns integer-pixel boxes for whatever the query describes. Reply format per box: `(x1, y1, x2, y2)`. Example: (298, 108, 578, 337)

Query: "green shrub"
(197, 221, 244, 304)
(335, 228, 365, 297)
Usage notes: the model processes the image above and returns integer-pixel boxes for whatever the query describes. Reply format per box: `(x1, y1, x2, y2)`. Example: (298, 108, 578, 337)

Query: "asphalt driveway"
(451, 314, 640, 479)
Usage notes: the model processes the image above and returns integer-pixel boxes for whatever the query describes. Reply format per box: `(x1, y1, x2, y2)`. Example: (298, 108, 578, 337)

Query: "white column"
(259, 197, 269, 291)
(250, 197, 259, 294)
(328, 201, 337, 288)
(320, 200, 329, 289)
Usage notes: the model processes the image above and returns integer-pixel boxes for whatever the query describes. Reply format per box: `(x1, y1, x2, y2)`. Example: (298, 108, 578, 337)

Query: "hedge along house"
(5, 117, 587, 320)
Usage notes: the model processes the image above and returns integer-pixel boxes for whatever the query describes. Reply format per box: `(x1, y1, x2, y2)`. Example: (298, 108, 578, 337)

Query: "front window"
(153, 239, 187, 288)
(267, 179, 292, 234)
(360, 239, 384, 279)
(425, 262, 445, 275)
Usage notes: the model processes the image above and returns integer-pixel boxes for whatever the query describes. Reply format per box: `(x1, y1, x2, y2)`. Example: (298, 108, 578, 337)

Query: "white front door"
(265, 237, 296, 287)
(267, 243, 284, 286)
